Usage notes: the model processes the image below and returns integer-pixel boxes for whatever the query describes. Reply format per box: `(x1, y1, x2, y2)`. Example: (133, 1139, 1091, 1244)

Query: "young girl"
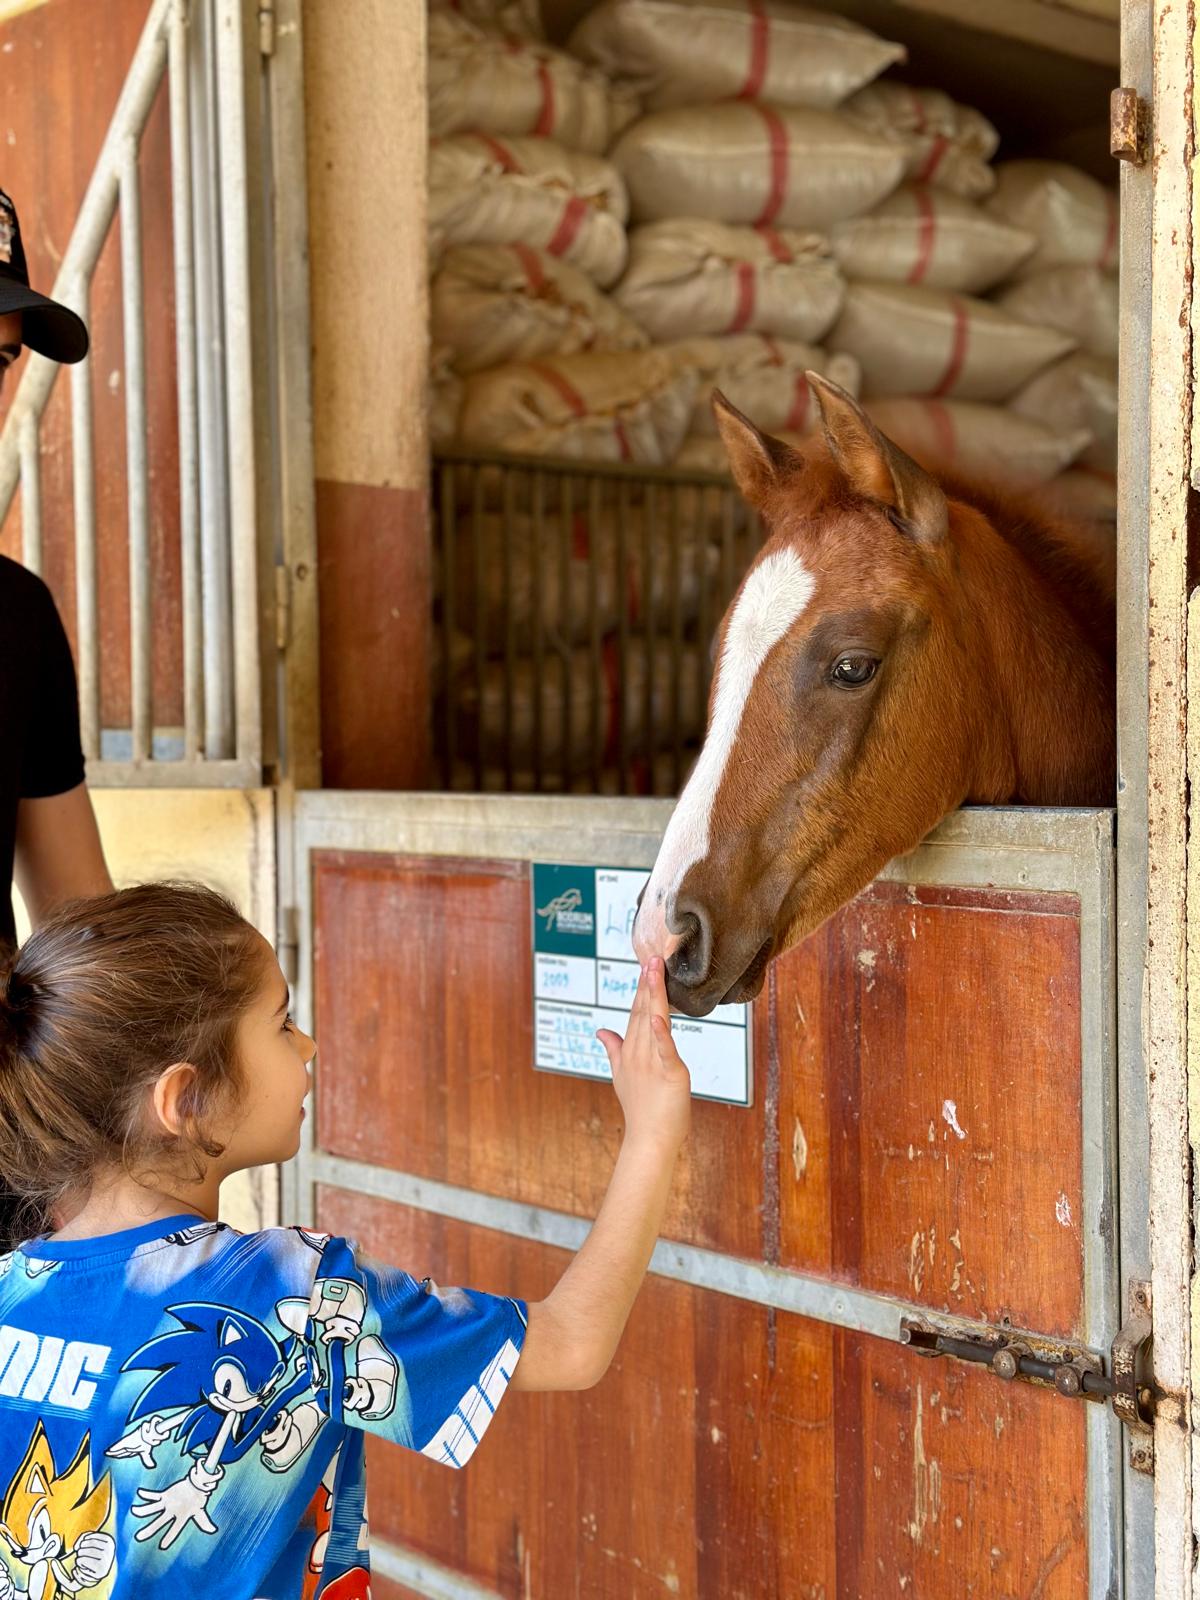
(0, 881, 690, 1600)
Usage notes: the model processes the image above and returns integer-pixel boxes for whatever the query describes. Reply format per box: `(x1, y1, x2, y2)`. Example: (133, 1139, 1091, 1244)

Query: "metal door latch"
(1110, 87, 1145, 164)
(900, 1281, 1156, 1475)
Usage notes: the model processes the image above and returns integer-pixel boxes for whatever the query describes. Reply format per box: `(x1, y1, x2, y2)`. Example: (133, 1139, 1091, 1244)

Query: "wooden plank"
(776, 882, 1085, 1337)
(312, 848, 770, 1260)
(317, 1188, 1088, 1600)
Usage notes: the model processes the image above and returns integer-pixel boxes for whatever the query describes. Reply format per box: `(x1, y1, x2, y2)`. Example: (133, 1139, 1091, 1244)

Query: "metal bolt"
(1139, 1387, 1155, 1410)
(1054, 1364, 1082, 1398)
(992, 1348, 1019, 1381)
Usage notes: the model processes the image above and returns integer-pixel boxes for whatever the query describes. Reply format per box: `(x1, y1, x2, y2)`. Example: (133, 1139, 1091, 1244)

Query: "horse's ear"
(806, 373, 948, 544)
(712, 390, 802, 509)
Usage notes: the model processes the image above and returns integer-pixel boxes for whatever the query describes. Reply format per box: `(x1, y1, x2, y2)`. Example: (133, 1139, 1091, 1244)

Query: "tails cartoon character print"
(104, 1283, 399, 1552)
(0, 1423, 116, 1600)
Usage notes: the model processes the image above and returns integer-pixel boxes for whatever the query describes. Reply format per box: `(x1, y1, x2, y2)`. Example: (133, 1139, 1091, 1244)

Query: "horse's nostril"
(666, 901, 712, 989)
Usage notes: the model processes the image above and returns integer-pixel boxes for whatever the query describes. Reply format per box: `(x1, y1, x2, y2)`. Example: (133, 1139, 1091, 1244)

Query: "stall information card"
(532, 862, 752, 1107)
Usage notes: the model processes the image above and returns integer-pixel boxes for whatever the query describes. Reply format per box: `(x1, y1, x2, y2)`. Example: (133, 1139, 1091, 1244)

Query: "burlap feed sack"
(1041, 468, 1117, 525)
(455, 637, 706, 773)
(429, 13, 641, 154)
(430, 347, 464, 446)
(843, 82, 998, 199)
(1010, 352, 1118, 472)
(830, 186, 1036, 293)
(457, 349, 699, 462)
(985, 161, 1119, 275)
(429, 135, 629, 286)
(668, 333, 860, 435)
(432, 245, 648, 374)
(614, 218, 843, 342)
(864, 396, 1091, 484)
(568, 0, 904, 111)
(445, 507, 718, 644)
(993, 265, 1118, 361)
(830, 282, 1076, 402)
(611, 104, 907, 228)
(430, 0, 544, 41)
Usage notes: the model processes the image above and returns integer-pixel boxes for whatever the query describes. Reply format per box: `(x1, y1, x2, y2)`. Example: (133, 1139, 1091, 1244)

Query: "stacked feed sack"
(986, 162, 1120, 492)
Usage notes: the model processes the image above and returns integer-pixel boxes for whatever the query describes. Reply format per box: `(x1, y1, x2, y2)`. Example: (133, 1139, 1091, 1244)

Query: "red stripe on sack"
(909, 88, 928, 134)
(728, 262, 756, 332)
(530, 362, 586, 417)
(924, 399, 957, 462)
(736, 0, 770, 100)
(511, 243, 547, 292)
(571, 514, 590, 559)
(477, 134, 521, 172)
(602, 637, 622, 765)
(612, 416, 633, 462)
(786, 373, 810, 433)
(755, 224, 794, 263)
(546, 195, 587, 257)
(534, 61, 556, 137)
(931, 297, 970, 398)
(753, 104, 789, 227)
(916, 133, 950, 184)
(760, 334, 784, 364)
(1098, 190, 1118, 271)
(908, 186, 937, 284)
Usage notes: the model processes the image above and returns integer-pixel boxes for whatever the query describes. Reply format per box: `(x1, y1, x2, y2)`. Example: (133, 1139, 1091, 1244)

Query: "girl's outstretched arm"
(511, 956, 691, 1392)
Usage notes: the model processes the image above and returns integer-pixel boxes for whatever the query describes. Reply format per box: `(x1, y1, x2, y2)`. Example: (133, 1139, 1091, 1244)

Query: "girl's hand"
(596, 958, 691, 1153)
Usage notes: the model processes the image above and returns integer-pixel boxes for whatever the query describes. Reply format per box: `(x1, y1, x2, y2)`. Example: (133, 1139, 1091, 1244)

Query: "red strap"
(534, 61, 556, 137)
(924, 399, 957, 462)
(759, 334, 784, 365)
(785, 372, 810, 433)
(755, 224, 794, 263)
(752, 104, 789, 227)
(531, 362, 587, 417)
(612, 416, 633, 462)
(930, 297, 969, 398)
(1098, 190, 1118, 271)
(916, 133, 949, 185)
(546, 195, 587, 257)
(909, 88, 928, 135)
(907, 187, 937, 285)
(602, 637, 622, 765)
(736, 0, 769, 100)
(728, 262, 756, 332)
(571, 513, 590, 559)
(477, 133, 521, 172)
(512, 243, 547, 292)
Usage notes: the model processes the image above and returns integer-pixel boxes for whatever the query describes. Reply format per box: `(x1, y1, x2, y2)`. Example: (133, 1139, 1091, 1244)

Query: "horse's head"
(634, 376, 985, 1016)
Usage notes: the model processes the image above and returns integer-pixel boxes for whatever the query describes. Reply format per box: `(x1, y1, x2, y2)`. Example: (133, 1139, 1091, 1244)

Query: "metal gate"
(283, 793, 1142, 1599)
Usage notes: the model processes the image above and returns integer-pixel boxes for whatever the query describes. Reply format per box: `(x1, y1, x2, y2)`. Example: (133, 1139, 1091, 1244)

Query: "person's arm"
(14, 782, 113, 928)
(511, 955, 691, 1391)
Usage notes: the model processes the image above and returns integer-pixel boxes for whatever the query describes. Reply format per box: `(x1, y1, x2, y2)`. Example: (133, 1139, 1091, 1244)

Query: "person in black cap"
(0, 189, 111, 943)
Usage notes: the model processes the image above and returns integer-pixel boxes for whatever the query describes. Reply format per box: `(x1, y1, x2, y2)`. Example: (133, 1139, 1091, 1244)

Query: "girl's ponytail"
(0, 942, 45, 1249)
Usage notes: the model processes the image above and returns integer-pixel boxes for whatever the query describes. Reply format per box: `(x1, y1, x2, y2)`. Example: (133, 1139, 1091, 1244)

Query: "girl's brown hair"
(0, 881, 268, 1249)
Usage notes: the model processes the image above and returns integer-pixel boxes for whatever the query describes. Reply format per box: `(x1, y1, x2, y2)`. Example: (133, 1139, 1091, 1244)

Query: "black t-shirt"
(0, 555, 86, 948)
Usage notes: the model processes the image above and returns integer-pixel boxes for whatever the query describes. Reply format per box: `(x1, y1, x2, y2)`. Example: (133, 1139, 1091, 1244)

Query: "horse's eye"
(831, 654, 879, 687)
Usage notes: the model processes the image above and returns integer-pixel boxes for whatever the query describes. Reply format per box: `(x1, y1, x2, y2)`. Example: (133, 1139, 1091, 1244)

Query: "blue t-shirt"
(0, 1215, 526, 1599)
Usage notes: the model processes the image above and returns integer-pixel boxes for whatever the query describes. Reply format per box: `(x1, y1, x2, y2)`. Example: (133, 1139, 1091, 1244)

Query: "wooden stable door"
(285, 795, 1128, 1600)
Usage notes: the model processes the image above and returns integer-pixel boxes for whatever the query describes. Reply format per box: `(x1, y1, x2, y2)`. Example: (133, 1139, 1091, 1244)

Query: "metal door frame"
(282, 793, 1123, 1600)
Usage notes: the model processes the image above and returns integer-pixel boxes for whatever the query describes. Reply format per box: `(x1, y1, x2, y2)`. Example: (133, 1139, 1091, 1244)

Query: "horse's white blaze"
(633, 549, 816, 963)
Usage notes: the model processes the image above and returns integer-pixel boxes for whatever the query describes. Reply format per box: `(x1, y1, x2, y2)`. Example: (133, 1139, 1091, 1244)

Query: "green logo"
(532, 864, 596, 957)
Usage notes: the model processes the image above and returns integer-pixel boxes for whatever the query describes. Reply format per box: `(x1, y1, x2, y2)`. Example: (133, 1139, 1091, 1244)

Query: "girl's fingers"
(596, 1029, 623, 1071)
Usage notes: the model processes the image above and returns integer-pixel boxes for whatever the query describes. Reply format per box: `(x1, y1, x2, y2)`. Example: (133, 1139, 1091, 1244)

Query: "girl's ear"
(152, 1062, 199, 1138)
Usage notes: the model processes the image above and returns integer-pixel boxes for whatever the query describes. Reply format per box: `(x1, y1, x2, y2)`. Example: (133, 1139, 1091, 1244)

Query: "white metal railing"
(0, 0, 262, 786)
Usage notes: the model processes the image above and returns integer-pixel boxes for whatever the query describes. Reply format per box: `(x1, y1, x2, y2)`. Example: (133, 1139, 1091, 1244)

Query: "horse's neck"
(957, 505, 1115, 805)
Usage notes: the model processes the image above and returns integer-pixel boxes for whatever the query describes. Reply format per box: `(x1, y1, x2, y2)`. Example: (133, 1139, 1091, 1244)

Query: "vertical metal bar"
(587, 474, 602, 792)
(531, 468, 546, 790)
(502, 466, 516, 789)
(190, 0, 234, 758)
(439, 461, 456, 788)
(18, 413, 42, 576)
(70, 322, 100, 760)
(696, 484, 713, 712)
(471, 467, 486, 790)
(642, 483, 656, 790)
(170, 0, 203, 763)
(120, 141, 152, 764)
(669, 482, 683, 792)
(214, 0, 262, 770)
(559, 473, 573, 791)
(615, 477, 631, 794)
(721, 487, 736, 614)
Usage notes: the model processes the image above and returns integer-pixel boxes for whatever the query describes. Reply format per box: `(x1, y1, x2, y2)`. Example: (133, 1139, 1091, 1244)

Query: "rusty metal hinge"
(900, 1280, 1156, 1475)
(1110, 86, 1146, 165)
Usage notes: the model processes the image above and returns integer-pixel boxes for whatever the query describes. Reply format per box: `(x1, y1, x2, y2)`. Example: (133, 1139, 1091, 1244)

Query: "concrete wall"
(303, 0, 432, 789)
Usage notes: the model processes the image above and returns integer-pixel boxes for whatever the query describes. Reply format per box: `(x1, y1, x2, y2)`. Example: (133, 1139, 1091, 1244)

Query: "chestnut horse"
(632, 375, 1115, 1016)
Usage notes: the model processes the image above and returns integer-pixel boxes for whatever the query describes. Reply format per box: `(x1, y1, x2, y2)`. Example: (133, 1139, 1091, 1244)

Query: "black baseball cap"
(0, 189, 88, 364)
